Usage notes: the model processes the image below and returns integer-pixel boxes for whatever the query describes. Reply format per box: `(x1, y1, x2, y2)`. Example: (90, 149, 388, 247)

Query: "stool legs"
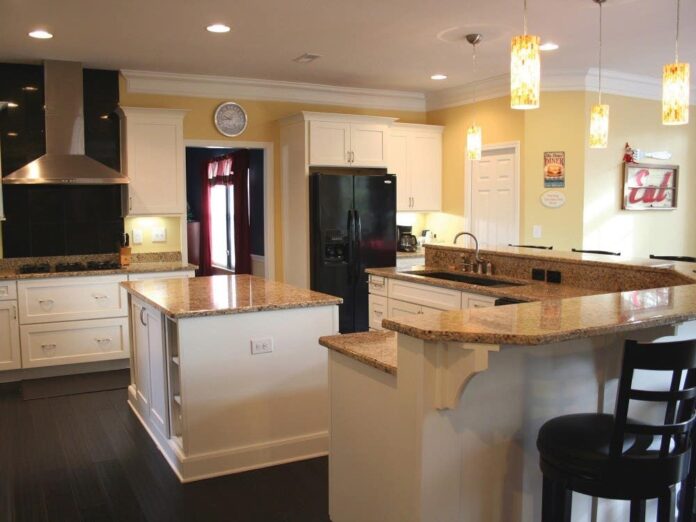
(541, 476, 572, 522)
(630, 499, 646, 522)
(659, 485, 677, 522)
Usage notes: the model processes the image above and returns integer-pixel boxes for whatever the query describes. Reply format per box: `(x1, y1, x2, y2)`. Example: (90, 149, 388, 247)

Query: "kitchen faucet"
(453, 232, 492, 274)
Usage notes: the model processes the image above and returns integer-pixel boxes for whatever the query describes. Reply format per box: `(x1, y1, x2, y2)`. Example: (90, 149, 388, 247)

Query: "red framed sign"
(622, 162, 678, 210)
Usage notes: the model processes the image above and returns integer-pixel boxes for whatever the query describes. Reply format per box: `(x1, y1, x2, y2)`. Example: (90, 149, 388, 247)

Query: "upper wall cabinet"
(388, 123, 443, 212)
(308, 114, 392, 168)
(119, 107, 187, 216)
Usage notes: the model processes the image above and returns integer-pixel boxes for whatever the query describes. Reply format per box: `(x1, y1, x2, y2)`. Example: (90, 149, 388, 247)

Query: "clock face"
(214, 102, 248, 137)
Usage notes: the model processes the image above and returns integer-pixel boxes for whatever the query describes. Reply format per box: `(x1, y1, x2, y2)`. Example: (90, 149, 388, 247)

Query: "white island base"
(329, 321, 696, 522)
(127, 294, 338, 482)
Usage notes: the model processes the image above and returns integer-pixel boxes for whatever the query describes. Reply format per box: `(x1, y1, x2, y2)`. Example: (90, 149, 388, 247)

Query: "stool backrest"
(572, 248, 621, 256)
(650, 255, 696, 263)
(611, 339, 696, 459)
(508, 244, 554, 250)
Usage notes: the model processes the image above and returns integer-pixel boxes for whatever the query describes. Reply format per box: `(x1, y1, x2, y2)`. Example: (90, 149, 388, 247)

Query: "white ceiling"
(0, 0, 693, 94)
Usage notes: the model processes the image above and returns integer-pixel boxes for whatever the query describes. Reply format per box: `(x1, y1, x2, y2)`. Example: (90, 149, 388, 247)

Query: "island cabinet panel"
(0, 301, 21, 371)
(131, 299, 151, 415)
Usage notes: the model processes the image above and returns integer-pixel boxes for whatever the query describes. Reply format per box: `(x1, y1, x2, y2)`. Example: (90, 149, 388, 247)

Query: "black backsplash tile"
(2, 185, 124, 258)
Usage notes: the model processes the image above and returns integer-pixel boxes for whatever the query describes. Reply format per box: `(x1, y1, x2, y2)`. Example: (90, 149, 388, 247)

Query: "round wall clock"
(214, 102, 248, 137)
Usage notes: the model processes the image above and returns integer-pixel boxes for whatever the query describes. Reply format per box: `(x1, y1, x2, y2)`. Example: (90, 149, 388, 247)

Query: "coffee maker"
(397, 225, 418, 252)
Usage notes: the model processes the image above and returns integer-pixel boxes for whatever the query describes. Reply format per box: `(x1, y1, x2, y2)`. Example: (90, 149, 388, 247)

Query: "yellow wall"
(124, 216, 182, 254)
(583, 93, 696, 257)
(119, 75, 426, 278)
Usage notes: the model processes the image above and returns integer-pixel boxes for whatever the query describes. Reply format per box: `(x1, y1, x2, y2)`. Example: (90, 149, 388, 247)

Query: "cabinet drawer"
(368, 295, 387, 330)
(466, 296, 497, 309)
(20, 317, 129, 368)
(18, 275, 128, 325)
(387, 298, 423, 318)
(368, 275, 388, 297)
(387, 279, 461, 311)
(0, 280, 17, 301)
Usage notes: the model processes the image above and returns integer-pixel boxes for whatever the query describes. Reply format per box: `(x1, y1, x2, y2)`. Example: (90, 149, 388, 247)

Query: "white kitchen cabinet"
(464, 293, 497, 308)
(0, 301, 21, 371)
(368, 294, 387, 330)
(309, 119, 389, 167)
(387, 278, 462, 311)
(130, 296, 169, 439)
(119, 107, 187, 216)
(388, 124, 443, 211)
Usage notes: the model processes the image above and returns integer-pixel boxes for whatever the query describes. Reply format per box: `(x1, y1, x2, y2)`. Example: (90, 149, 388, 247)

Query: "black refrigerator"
(310, 168, 396, 333)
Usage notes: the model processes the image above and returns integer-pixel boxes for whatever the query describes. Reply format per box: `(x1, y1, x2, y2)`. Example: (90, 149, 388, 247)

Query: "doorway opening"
(184, 140, 274, 279)
(464, 142, 521, 247)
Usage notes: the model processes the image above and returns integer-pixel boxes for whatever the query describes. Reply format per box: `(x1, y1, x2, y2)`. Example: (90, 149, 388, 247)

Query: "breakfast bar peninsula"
(321, 246, 696, 521)
(121, 274, 341, 482)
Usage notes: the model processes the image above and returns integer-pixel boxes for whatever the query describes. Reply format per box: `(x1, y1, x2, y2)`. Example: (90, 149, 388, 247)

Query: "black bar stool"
(572, 248, 621, 256)
(537, 339, 696, 522)
(508, 244, 553, 250)
(651, 255, 696, 263)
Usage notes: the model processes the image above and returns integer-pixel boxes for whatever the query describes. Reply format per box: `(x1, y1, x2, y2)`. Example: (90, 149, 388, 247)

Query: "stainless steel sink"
(402, 271, 526, 287)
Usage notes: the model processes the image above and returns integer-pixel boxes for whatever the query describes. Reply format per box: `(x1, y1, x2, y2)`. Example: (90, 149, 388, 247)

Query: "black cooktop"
(18, 261, 121, 274)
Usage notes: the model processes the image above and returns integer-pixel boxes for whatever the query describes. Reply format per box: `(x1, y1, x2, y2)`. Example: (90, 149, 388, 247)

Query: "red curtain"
(198, 150, 251, 276)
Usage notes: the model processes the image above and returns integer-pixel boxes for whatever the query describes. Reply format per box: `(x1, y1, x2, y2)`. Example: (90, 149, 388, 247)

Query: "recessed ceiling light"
(206, 24, 231, 33)
(7, 102, 18, 108)
(293, 53, 322, 64)
(431, 74, 448, 80)
(540, 42, 559, 51)
(28, 29, 53, 39)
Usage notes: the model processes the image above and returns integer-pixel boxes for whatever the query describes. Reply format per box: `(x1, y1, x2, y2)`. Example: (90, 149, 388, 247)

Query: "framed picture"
(543, 151, 565, 188)
(622, 162, 678, 210)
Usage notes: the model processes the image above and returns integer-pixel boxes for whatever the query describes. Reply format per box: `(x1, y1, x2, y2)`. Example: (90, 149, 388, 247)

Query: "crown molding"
(121, 69, 427, 112)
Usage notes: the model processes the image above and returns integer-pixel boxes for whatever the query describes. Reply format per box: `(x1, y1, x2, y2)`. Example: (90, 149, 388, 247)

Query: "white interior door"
(470, 149, 518, 247)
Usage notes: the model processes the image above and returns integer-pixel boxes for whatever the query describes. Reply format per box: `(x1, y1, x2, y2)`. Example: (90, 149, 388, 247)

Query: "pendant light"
(589, 0, 609, 149)
(510, 0, 540, 109)
(466, 33, 483, 161)
(662, 0, 690, 125)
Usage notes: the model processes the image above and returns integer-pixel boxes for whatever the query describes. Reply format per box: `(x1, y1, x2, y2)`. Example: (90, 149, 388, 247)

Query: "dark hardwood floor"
(0, 387, 330, 522)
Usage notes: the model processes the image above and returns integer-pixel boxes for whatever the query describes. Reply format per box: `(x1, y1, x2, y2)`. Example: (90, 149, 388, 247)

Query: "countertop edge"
(0, 263, 197, 281)
(319, 332, 397, 376)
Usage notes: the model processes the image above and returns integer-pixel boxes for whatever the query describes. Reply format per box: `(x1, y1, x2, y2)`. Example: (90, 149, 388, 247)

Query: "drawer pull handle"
(39, 299, 55, 309)
(371, 281, 385, 288)
(41, 343, 57, 351)
(95, 337, 112, 345)
(374, 310, 383, 316)
(12, 305, 17, 320)
(93, 294, 109, 300)
(0, 287, 7, 295)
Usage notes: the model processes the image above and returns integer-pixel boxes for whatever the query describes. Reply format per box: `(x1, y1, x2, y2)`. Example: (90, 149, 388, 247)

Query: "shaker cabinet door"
(309, 121, 350, 166)
(146, 308, 169, 439)
(0, 302, 21, 370)
(409, 133, 442, 212)
(388, 131, 411, 211)
(350, 124, 388, 167)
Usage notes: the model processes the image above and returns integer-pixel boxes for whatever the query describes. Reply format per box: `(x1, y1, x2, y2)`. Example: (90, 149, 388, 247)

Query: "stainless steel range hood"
(2, 60, 128, 185)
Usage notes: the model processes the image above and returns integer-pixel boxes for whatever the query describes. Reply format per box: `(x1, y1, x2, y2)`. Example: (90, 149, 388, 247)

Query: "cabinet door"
(387, 131, 411, 211)
(350, 124, 388, 167)
(146, 308, 169, 439)
(309, 121, 350, 166)
(387, 298, 422, 318)
(409, 133, 442, 212)
(0, 302, 21, 371)
(131, 301, 151, 411)
(368, 295, 387, 331)
(122, 108, 186, 215)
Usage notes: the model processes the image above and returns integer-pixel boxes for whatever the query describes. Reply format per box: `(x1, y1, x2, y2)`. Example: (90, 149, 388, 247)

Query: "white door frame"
(184, 139, 275, 281)
(464, 141, 521, 245)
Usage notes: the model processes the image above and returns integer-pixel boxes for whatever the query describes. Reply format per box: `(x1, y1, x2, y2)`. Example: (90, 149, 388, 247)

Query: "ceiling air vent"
(293, 53, 322, 64)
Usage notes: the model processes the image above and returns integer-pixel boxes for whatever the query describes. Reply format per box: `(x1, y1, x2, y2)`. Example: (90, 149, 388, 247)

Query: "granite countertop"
(382, 284, 696, 345)
(121, 274, 343, 319)
(366, 266, 602, 302)
(319, 330, 397, 375)
(0, 261, 196, 281)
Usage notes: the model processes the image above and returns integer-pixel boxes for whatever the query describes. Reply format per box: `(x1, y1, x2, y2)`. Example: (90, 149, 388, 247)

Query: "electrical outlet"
(250, 337, 273, 355)
(132, 229, 143, 245)
(532, 268, 546, 281)
(533, 225, 542, 239)
(152, 227, 167, 243)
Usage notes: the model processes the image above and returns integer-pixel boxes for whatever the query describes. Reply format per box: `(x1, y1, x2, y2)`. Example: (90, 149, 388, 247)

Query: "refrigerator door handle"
(347, 209, 355, 284)
(354, 209, 362, 283)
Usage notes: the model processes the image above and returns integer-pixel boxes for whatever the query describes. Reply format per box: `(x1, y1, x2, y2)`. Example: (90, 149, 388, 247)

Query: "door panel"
(309, 121, 350, 166)
(147, 309, 169, 438)
(350, 124, 388, 167)
(132, 301, 151, 410)
(353, 174, 396, 332)
(0, 302, 20, 370)
(471, 152, 517, 247)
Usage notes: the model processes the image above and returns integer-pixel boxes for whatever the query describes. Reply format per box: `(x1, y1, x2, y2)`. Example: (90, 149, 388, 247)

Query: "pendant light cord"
(598, 0, 603, 104)
(523, 0, 528, 34)
(472, 42, 477, 105)
(675, 0, 680, 62)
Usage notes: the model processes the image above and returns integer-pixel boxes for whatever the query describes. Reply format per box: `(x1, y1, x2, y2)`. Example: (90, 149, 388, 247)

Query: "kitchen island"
(321, 246, 696, 522)
(121, 274, 341, 482)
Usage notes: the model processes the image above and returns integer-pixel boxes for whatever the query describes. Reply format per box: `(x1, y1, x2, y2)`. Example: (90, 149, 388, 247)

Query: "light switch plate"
(132, 229, 143, 245)
(532, 225, 542, 239)
(250, 337, 274, 355)
(152, 227, 167, 243)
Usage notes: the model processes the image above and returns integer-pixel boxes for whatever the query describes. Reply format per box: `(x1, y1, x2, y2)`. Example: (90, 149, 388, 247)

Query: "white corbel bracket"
(433, 342, 500, 410)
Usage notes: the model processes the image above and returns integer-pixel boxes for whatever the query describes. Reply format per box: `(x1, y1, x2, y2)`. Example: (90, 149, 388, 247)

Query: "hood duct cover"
(3, 60, 128, 185)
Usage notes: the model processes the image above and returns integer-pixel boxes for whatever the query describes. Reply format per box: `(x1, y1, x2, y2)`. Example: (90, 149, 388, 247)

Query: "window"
(210, 184, 236, 270)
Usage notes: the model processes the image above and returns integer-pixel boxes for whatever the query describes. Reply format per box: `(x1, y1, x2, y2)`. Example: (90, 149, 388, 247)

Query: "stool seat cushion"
(537, 413, 688, 498)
